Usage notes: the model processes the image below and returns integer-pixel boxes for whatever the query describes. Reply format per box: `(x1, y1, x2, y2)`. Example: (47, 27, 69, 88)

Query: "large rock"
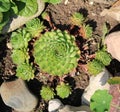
(48, 99, 64, 112)
(48, 99, 91, 112)
(1, 0, 45, 34)
(59, 105, 91, 112)
(105, 31, 120, 62)
(0, 78, 38, 112)
(100, 1, 120, 22)
(82, 68, 110, 105)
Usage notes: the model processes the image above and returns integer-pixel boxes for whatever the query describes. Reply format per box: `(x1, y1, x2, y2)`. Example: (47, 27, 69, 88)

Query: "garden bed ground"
(0, 0, 120, 112)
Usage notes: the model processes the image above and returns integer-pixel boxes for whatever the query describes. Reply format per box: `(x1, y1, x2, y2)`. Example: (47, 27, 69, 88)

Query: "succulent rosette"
(34, 30, 80, 76)
(56, 83, 71, 99)
(40, 86, 54, 100)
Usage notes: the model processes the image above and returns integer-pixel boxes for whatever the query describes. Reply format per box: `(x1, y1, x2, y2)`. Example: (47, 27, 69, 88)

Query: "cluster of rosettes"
(34, 30, 80, 76)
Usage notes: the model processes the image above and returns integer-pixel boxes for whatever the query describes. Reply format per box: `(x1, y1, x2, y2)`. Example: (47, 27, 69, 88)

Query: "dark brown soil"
(0, 0, 120, 112)
(46, 0, 118, 35)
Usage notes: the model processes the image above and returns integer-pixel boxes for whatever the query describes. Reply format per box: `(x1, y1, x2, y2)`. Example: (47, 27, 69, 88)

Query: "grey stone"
(82, 68, 110, 105)
(48, 99, 64, 112)
(105, 31, 120, 61)
(48, 99, 91, 112)
(59, 105, 91, 112)
(0, 78, 38, 112)
(101, 5, 120, 22)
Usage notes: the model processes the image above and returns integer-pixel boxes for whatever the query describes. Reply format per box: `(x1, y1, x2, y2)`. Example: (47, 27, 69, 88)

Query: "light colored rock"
(0, 78, 38, 112)
(59, 105, 91, 112)
(48, 99, 91, 112)
(1, 0, 45, 34)
(105, 31, 120, 61)
(100, 1, 120, 22)
(82, 68, 110, 105)
(48, 99, 64, 112)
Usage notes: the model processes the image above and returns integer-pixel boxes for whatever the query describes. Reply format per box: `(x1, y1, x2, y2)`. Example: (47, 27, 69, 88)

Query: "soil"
(0, 0, 120, 112)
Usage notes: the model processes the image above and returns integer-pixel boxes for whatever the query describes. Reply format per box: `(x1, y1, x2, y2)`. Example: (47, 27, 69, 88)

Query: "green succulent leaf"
(56, 83, 71, 99)
(90, 90, 112, 112)
(40, 86, 54, 101)
(25, 18, 45, 37)
(0, 12, 3, 22)
(16, 63, 34, 81)
(10, 29, 31, 49)
(71, 12, 85, 26)
(34, 30, 80, 76)
(83, 24, 93, 38)
(87, 59, 104, 76)
(43, 0, 62, 4)
(102, 23, 108, 38)
(95, 50, 112, 66)
(0, 11, 10, 32)
(10, 0, 18, 15)
(0, 0, 11, 12)
(16, 0, 38, 17)
(108, 77, 120, 84)
(11, 49, 29, 65)
(41, 12, 48, 20)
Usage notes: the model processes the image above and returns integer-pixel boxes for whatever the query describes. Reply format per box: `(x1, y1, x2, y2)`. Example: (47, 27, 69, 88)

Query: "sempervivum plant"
(34, 30, 80, 76)
(56, 82, 71, 99)
(95, 50, 112, 66)
(40, 86, 55, 101)
(87, 59, 104, 76)
(25, 18, 45, 37)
